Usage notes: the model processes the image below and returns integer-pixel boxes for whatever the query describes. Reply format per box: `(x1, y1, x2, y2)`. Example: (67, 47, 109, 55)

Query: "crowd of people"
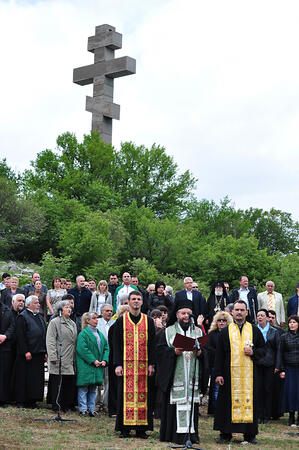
(0, 270, 298, 445)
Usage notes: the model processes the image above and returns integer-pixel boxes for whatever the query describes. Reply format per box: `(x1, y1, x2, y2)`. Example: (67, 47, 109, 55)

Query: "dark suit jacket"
(0, 288, 24, 308)
(287, 294, 299, 317)
(231, 287, 258, 323)
(174, 289, 206, 320)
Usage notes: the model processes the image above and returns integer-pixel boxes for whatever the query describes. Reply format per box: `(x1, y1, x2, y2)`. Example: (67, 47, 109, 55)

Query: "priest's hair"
(25, 295, 38, 307)
(12, 293, 25, 302)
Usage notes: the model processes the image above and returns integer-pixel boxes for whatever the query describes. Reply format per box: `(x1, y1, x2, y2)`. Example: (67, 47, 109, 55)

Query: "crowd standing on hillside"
(0, 271, 298, 445)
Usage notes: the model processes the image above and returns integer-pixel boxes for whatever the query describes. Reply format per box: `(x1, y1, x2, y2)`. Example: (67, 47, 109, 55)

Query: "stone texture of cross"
(73, 24, 136, 143)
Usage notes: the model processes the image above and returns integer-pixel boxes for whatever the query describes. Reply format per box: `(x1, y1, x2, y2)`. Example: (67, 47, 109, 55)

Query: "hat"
(166, 299, 194, 327)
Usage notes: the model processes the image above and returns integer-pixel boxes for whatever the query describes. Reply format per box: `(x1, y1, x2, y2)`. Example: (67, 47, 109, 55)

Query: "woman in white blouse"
(89, 280, 112, 314)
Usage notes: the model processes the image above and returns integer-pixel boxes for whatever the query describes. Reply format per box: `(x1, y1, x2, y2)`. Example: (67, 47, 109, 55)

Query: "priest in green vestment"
(157, 299, 209, 445)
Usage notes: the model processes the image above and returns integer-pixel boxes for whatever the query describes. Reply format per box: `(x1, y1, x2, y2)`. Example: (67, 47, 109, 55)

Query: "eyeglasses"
(217, 318, 227, 322)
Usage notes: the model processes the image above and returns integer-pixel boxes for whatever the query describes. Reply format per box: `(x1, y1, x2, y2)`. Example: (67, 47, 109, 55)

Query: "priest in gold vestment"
(214, 300, 265, 445)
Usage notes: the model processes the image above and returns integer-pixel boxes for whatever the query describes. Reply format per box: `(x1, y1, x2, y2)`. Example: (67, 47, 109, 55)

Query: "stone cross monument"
(73, 24, 136, 143)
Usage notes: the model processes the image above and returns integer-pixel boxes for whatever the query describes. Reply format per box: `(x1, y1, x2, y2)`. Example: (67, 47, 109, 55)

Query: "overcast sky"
(1, 0, 299, 220)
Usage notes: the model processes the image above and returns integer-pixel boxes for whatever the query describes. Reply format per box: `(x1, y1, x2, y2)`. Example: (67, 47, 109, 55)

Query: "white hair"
(25, 295, 38, 307)
(100, 303, 113, 313)
(53, 300, 70, 316)
(165, 285, 173, 296)
(12, 293, 25, 303)
(76, 275, 85, 283)
(184, 277, 193, 283)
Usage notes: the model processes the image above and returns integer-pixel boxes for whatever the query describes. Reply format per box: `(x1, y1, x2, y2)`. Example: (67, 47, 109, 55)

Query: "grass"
(0, 405, 298, 449)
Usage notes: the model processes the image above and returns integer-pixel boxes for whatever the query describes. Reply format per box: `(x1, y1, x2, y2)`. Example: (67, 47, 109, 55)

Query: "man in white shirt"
(114, 272, 138, 311)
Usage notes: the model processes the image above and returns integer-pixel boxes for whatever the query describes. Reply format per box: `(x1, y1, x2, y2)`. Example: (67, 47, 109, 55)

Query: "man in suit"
(257, 281, 285, 327)
(231, 276, 258, 324)
(174, 277, 206, 321)
(287, 282, 299, 317)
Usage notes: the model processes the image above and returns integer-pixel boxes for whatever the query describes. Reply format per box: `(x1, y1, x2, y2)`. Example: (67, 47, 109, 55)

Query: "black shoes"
(259, 417, 270, 424)
(248, 438, 259, 445)
(119, 431, 130, 438)
(288, 412, 295, 426)
(136, 430, 148, 439)
(216, 434, 231, 444)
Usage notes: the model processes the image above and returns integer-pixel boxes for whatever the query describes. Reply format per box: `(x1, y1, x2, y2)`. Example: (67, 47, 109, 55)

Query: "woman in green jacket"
(76, 312, 109, 417)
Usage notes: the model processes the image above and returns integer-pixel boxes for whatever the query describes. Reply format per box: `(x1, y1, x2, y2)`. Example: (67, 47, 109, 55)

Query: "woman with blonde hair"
(89, 280, 112, 314)
(76, 312, 109, 416)
(207, 311, 232, 414)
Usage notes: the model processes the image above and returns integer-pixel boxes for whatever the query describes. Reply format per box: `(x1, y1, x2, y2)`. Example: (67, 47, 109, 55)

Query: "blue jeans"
(211, 368, 219, 410)
(78, 385, 97, 412)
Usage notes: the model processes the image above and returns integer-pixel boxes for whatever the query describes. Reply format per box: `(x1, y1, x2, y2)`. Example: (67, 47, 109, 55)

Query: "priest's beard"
(179, 319, 190, 332)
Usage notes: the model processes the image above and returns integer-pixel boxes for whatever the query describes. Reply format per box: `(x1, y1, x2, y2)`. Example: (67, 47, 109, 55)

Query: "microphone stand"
(170, 319, 205, 450)
(35, 310, 77, 423)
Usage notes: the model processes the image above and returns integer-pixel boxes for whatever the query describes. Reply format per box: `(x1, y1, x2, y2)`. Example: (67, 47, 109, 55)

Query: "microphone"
(189, 314, 195, 329)
(57, 307, 63, 317)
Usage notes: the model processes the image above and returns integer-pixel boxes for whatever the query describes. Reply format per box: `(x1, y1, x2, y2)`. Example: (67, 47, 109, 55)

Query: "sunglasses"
(217, 318, 227, 322)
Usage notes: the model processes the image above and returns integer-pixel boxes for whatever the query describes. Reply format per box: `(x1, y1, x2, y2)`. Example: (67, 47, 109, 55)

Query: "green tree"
(58, 211, 113, 276)
(22, 132, 120, 211)
(111, 141, 197, 217)
(244, 208, 299, 254)
(182, 234, 276, 287)
(0, 158, 17, 182)
(22, 132, 196, 217)
(0, 177, 45, 259)
(272, 253, 299, 299)
(186, 197, 251, 238)
(39, 251, 72, 287)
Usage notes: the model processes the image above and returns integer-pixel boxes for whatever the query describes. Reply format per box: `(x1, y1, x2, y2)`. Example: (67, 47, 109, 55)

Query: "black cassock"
(14, 313, 46, 404)
(156, 329, 209, 445)
(113, 312, 156, 432)
(0, 302, 15, 403)
(107, 322, 117, 417)
(213, 324, 265, 437)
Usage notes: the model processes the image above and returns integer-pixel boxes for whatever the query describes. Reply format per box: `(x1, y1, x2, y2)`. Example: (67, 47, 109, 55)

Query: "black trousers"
(257, 365, 275, 420)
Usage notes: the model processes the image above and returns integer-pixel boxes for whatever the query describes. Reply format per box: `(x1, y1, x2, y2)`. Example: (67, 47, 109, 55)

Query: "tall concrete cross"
(73, 24, 136, 143)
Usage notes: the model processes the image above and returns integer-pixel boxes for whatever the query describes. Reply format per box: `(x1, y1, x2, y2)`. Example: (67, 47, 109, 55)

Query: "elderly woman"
(278, 315, 299, 426)
(207, 311, 233, 414)
(76, 312, 109, 417)
(46, 300, 77, 412)
(89, 280, 112, 314)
